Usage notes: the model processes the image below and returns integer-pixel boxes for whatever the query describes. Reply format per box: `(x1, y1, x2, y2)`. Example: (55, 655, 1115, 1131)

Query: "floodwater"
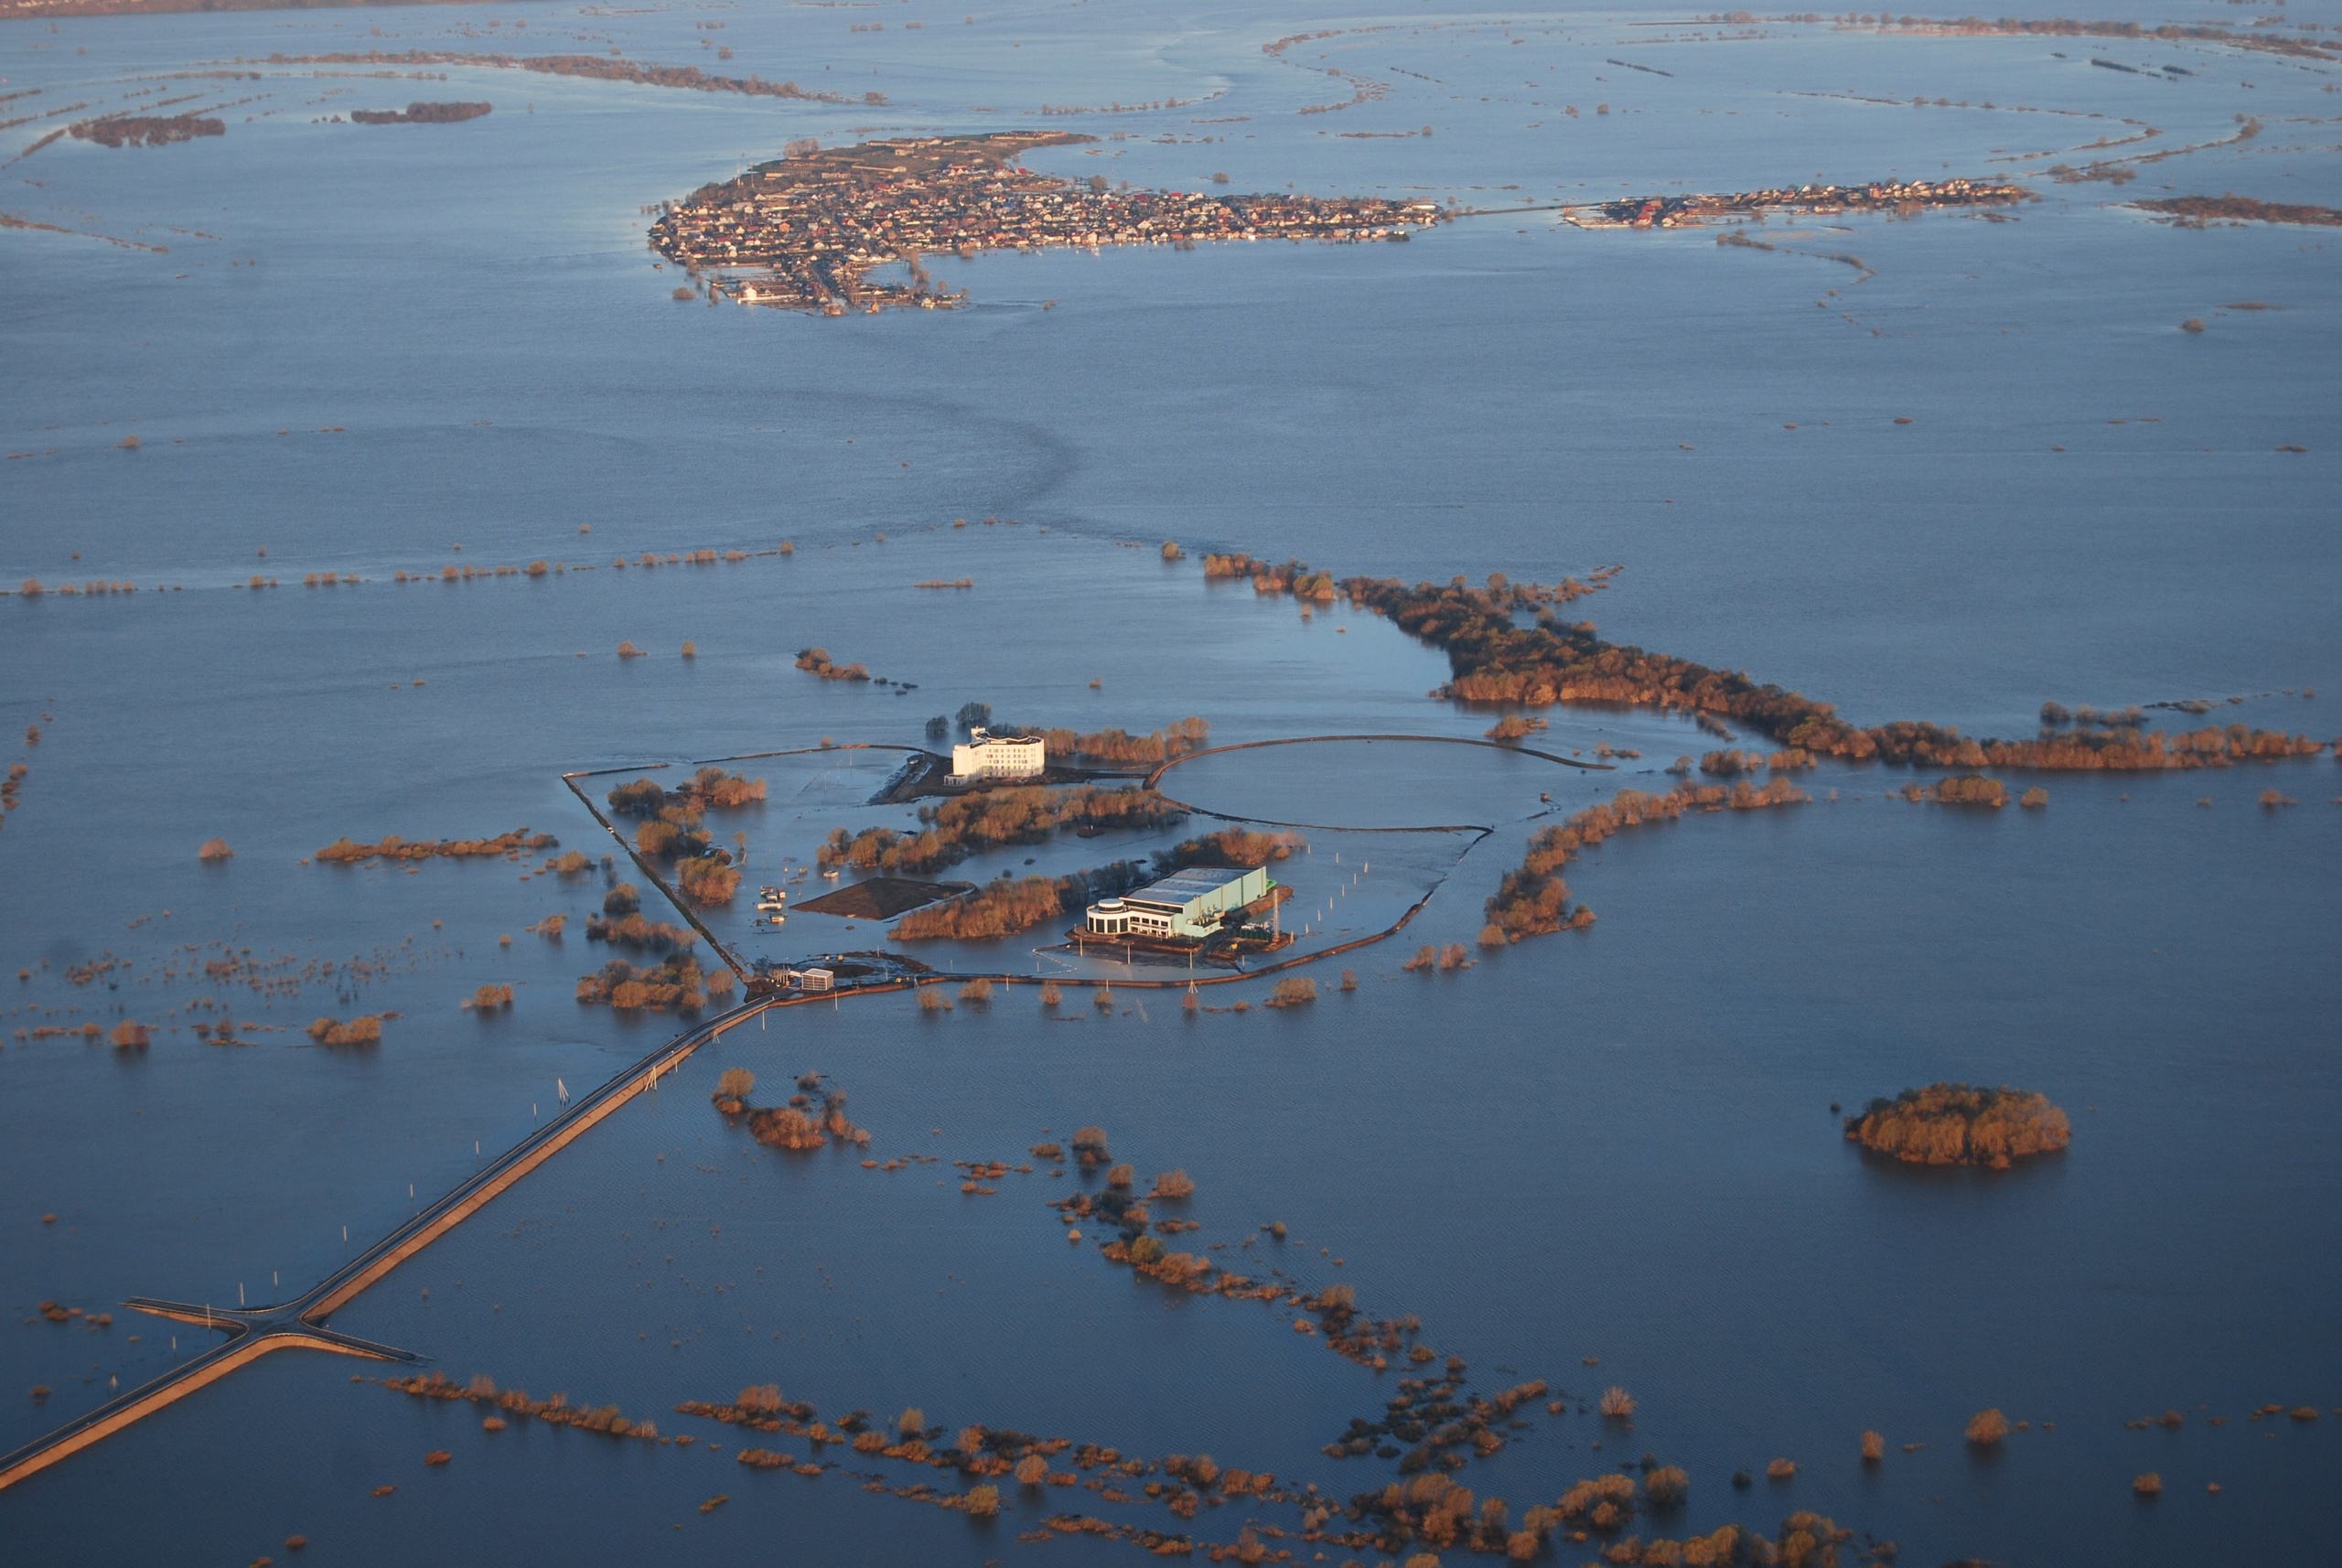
(2, 1, 2337, 1563)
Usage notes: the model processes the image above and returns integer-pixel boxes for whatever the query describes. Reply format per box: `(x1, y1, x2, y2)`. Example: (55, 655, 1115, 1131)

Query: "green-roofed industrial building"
(1082, 865, 1270, 942)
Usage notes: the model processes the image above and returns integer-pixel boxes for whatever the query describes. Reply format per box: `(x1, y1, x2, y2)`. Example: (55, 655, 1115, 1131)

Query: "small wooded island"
(1844, 1083, 2072, 1168)
(69, 113, 223, 149)
(1572, 177, 2028, 229)
(650, 133, 1436, 313)
(349, 101, 491, 126)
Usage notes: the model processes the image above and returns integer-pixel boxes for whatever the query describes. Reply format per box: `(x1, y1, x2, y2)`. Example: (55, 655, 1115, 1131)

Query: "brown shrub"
(1860, 1430, 1885, 1462)
(1598, 1387, 1635, 1419)
(1266, 976, 1316, 1007)
(684, 768, 767, 809)
(306, 1015, 383, 1047)
(1151, 1168, 1196, 1200)
(795, 648, 870, 682)
(1106, 1163, 1134, 1189)
(749, 1107, 825, 1151)
(894, 876, 1071, 940)
(919, 987, 953, 1013)
(1965, 1408, 2010, 1446)
(317, 828, 557, 865)
(197, 838, 234, 861)
(1933, 774, 2009, 807)
(108, 1021, 151, 1047)
(1846, 1084, 2070, 1168)
(677, 855, 741, 906)
(715, 1068, 755, 1101)
(586, 912, 694, 950)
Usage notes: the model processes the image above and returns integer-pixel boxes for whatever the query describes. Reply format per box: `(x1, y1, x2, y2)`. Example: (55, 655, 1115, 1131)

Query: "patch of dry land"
(650, 133, 1437, 314)
(2133, 195, 2342, 229)
(794, 877, 972, 920)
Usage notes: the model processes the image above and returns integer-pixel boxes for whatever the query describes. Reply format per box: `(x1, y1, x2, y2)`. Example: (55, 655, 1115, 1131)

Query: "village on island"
(647, 131, 2036, 315)
(650, 132, 1437, 314)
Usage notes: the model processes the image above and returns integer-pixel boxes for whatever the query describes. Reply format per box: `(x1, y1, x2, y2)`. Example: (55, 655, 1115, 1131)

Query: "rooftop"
(1123, 865, 1258, 908)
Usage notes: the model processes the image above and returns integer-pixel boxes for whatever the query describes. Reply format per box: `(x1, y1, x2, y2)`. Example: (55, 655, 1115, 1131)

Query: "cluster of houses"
(1572, 177, 2028, 229)
(649, 134, 1438, 313)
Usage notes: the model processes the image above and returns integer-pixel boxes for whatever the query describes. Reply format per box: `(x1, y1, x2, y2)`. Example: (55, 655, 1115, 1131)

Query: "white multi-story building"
(949, 726, 1046, 780)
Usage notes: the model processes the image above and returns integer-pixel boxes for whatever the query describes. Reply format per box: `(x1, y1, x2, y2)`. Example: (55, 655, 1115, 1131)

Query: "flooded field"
(3, 1, 2337, 1563)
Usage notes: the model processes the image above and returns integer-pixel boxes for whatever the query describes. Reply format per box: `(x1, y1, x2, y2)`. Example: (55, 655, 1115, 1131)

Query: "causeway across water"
(0, 996, 779, 1493)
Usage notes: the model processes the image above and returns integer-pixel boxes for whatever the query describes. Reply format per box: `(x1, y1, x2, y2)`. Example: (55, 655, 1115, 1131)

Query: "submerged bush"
(1965, 1408, 2010, 1446)
(677, 854, 741, 906)
(749, 1106, 824, 1151)
(306, 1015, 382, 1047)
(1933, 774, 2009, 807)
(1845, 1084, 2070, 1169)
